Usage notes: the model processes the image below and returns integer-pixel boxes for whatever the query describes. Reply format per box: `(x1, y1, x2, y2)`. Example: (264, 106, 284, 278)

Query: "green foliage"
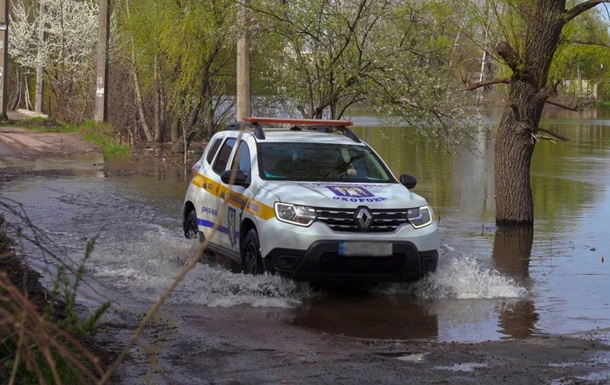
(0, 339, 83, 385)
(114, 0, 237, 140)
(550, 6, 610, 92)
(251, 0, 478, 146)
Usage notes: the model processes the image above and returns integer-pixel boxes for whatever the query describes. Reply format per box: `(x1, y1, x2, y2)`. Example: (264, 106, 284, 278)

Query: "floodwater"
(1, 107, 609, 343)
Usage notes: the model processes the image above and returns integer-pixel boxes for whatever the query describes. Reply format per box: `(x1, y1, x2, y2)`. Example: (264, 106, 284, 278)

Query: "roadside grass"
(0, 206, 109, 385)
(76, 120, 131, 156)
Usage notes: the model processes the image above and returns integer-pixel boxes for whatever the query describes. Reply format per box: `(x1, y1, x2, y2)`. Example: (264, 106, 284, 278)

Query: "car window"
(212, 138, 237, 174)
(231, 141, 252, 184)
(258, 142, 393, 182)
(205, 138, 222, 165)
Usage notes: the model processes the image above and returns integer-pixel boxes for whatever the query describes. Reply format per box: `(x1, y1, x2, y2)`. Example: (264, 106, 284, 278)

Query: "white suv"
(182, 117, 439, 282)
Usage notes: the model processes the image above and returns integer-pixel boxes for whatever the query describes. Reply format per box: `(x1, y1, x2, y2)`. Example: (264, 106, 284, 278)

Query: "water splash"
(91, 230, 525, 308)
(90, 231, 315, 308)
(378, 255, 527, 299)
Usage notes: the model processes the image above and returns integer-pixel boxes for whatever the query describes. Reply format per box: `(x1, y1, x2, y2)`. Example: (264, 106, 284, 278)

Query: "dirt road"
(0, 126, 96, 165)
(2, 126, 610, 384)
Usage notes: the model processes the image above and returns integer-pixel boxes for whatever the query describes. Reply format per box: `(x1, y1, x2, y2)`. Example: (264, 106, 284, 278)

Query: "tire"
(241, 228, 265, 275)
(183, 209, 199, 240)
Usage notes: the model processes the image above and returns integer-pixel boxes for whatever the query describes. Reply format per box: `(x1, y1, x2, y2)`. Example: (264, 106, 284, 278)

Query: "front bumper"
(264, 240, 438, 282)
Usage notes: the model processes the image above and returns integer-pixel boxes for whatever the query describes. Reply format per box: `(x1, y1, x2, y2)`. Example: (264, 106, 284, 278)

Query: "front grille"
(319, 254, 406, 274)
(315, 207, 408, 232)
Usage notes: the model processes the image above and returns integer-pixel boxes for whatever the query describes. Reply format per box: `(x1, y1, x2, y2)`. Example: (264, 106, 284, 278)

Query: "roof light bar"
(244, 117, 353, 127)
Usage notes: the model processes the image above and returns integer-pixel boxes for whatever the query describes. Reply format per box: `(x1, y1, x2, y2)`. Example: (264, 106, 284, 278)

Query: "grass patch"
(76, 120, 131, 156)
(82, 132, 130, 155)
(595, 100, 610, 108)
(7, 116, 131, 156)
(81, 132, 131, 156)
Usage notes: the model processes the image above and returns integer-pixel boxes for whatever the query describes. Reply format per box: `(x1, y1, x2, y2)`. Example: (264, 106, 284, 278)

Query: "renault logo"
(354, 207, 373, 231)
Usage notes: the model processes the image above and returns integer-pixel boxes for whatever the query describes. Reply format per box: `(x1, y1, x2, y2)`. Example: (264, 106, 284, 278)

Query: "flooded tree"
(467, 0, 610, 226)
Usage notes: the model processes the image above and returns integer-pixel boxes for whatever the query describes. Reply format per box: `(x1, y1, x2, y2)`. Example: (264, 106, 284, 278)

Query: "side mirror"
(220, 169, 248, 186)
(399, 174, 417, 189)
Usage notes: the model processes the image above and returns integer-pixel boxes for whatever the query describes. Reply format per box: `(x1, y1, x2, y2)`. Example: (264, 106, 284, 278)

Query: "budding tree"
(10, 0, 98, 121)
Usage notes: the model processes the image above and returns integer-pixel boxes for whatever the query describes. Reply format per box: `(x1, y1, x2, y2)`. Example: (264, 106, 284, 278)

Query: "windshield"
(258, 142, 394, 182)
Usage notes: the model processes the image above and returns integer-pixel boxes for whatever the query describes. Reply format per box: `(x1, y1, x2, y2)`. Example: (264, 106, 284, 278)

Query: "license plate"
(338, 241, 393, 257)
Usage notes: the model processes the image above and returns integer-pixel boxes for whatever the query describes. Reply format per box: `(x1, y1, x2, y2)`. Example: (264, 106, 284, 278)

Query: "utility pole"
(236, 0, 251, 121)
(0, 0, 8, 120)
(94, 0, 109, 122)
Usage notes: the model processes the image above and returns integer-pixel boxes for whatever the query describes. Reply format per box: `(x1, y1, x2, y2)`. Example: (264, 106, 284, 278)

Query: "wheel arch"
(239, 218, 257, 249)
(183, 201, 196, 220)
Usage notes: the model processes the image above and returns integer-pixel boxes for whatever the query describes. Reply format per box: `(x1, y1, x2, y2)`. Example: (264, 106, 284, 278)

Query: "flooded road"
(2, 108, 610, 343)
(1, 156, 529, 343)
(2, 108, 610, 383)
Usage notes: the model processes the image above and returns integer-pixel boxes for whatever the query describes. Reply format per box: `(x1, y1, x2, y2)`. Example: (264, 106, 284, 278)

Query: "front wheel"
(183, 209, 199, 240)
(241, 229, 265, 275)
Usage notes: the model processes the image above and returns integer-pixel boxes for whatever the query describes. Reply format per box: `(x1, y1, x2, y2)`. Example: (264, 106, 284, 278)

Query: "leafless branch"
(564, 0, 610, 24)
(565, 39, 610, 48)
(462, 77, 511, 91)
(536, 128, 570, 142)
(545, 96, 596, 111)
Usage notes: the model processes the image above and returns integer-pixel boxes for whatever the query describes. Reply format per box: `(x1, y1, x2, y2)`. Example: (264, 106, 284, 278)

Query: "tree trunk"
(125, 0, 153, 142)
(153, 55, 162, 142)
(494, 0, 567, 226)
(130, 61, 153, 141)
(170, 114, 180, 143)
(494, 82, 542, 225)
(35, 0, 44, 113)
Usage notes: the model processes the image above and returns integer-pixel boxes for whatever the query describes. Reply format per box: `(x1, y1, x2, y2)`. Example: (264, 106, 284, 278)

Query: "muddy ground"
(1, 124, 610, 384)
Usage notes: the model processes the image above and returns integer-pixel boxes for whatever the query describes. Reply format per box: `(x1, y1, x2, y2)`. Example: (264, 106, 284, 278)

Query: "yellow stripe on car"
(191, 174, 275, 220)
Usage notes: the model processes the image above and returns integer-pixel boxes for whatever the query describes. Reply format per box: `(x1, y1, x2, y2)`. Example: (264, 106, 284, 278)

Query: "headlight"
(274, 202, 317, 226)
(407, 206, 433, 228)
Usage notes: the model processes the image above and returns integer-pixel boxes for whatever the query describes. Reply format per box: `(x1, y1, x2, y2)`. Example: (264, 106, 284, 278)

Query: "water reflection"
(292, 295, 438, 340)
(492, 226, 539, 339)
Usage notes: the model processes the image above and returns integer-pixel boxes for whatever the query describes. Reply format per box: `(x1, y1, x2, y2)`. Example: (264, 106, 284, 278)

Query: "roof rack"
(227, 117, 360, 143)
(226, 120, 266, 140)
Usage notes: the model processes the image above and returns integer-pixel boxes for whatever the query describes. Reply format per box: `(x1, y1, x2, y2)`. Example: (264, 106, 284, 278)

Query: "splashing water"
(90, 230, 525, 309)
(378, 255, 528, 300)
(90, 231, 315, 308)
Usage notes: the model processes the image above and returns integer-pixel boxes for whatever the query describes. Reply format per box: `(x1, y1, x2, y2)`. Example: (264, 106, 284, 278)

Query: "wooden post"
(0, 0, 8, 119)
(236, 0, 251, 121)
(94, 0, 109, 122)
